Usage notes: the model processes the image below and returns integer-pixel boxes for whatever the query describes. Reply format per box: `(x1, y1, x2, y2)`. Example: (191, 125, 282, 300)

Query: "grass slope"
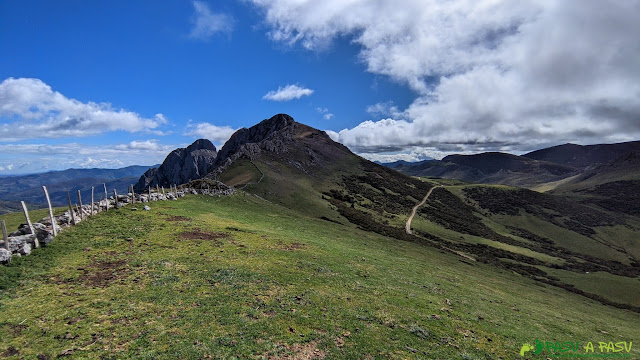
(1, 195, 639, 359)
(409, 183, 640, 310)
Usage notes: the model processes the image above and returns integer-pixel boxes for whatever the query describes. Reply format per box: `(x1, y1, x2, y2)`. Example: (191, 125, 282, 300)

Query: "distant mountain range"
(382, 141, 640, 189)
(0, 165, 157, 213)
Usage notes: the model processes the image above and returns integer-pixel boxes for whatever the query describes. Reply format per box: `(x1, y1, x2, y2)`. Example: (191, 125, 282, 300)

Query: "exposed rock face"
(215, 113, 295, 161)
(134, 139, 217, 191)
(208, 114, 306, 177)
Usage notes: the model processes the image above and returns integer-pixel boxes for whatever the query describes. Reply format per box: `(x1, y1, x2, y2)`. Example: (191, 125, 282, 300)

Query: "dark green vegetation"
(0, 165, 155, 213)
(1, 195, 639, 359)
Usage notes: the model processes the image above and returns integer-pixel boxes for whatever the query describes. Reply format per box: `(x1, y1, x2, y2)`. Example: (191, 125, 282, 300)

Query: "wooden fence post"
(131, 185, 135, 204)
(20, 201, 38, 248)
(91, 186, 95, 216)
(67, 191, 77, 225)
(114, 189, 119, 209)
(42, 186, 57, 236)
(103, 183, 109, 211)
(1, 220, 8, 250)
(77, 190, 84, 220)
(1, 220, 8, 251)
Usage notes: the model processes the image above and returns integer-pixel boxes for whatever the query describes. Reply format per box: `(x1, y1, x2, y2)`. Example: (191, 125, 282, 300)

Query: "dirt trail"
(406, 185, 442, 235)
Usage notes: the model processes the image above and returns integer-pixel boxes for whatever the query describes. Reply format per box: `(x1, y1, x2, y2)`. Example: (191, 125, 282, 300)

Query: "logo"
(520, 343, 533, 356)
(519, 339, 633, 358)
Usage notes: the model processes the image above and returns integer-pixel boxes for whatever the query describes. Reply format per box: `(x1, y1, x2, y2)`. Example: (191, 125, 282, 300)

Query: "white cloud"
(184, 122, 236, 146)
(189, 1, 234, 40)
(251, 0, 640, 155)
(263, 84, 314, 101)
(316, 107, 334, 120)
(0, 78, 167, 140)
(70, 157, 125, 169)
(0, 141, 178, 173)
(366, 102, 402, 118)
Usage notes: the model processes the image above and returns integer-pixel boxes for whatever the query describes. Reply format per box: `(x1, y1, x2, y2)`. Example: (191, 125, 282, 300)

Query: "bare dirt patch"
(266, 341, 326, 360)
(78, 259, 128, 288)
(278, 241, 306, 251)
(179, 230, 228, 241)
(3, 323, 28, 337)
(1, 346, 19, 357)
(165, 215, 191, 222)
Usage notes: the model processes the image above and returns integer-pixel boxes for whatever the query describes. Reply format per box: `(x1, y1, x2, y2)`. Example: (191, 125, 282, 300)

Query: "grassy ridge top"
(1, 195, 638, 359)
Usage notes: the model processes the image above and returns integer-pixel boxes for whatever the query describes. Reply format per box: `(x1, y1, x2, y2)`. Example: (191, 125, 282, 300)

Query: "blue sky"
(1, 1, 639, 174)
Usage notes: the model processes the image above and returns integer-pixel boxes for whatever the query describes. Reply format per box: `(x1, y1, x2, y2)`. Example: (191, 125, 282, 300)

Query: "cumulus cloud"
(184, 122, 236, 146)
(316, 107, 334, 120)
(366, 102, 402, 118)
(263, 84, 314, 101)
(251, 0, 640, 155)
(189, 1, 234, 40)
(0, 78, 167, 140)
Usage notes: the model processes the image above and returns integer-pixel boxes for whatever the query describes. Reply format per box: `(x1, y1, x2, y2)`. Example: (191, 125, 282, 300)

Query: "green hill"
(1, 195, 638, 359)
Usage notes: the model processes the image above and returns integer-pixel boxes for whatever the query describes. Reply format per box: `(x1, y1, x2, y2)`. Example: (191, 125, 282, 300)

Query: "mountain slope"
(199, 114, 639, 310)
(523, 140, 640, 169)
(2, 194, 639, 358)
(382, 152, 577, 188)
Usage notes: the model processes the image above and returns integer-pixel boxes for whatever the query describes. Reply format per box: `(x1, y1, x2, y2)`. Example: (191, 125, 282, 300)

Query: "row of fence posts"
(2, 183, 184, 253)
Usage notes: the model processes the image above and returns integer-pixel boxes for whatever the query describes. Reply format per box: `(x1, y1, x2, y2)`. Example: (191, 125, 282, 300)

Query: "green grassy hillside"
(1, 195, 638, 359)
(409, 183, 640, 310)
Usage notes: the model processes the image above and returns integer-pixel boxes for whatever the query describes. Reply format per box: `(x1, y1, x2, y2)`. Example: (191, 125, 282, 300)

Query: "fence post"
(103, 183, 109, 211)
(1, 220, 8, 250)
(114, 189, 119, 209)
(20, 201, 38, 248)
(91, 186, 95, 216)
(77, 190, 84, 220)
(162, 186, 165, 195)
(131, 185, 135, 204)
(42, 186, 57, 236)
(67, 191, 77, 225)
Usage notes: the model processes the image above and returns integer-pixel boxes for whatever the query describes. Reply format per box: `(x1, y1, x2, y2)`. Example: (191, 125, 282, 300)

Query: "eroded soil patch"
(78, 259, 128, 288)
(266, 341, 325, 360)
(179, 230, 228, 242)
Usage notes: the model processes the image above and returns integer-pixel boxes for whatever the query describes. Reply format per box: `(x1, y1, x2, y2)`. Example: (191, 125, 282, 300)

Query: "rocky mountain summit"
(134, 139, 217, 191)
(207, 113, 347, 179)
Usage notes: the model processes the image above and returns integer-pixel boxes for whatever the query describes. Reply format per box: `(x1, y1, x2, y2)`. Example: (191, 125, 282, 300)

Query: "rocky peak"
(134, 139, 217, 191)
(214, 114, 296, 162)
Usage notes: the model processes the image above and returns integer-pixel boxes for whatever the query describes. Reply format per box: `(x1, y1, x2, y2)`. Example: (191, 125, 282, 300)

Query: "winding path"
(406, 185, 442, 235)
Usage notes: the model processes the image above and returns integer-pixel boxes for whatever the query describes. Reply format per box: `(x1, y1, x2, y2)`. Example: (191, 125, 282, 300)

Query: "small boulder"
(19, 242, 32, 256)
(7, 234, 34, 253)
(0, 248, 11, 264)
(143, 205, 151, 211)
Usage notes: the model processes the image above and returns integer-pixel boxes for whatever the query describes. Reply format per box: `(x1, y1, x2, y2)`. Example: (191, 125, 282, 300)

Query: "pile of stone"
(1, 185, 233, 265)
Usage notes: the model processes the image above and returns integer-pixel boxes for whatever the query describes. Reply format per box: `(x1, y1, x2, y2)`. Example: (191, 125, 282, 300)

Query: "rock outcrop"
(134, 139, 217, 191)
(208, 113, 324, 178)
